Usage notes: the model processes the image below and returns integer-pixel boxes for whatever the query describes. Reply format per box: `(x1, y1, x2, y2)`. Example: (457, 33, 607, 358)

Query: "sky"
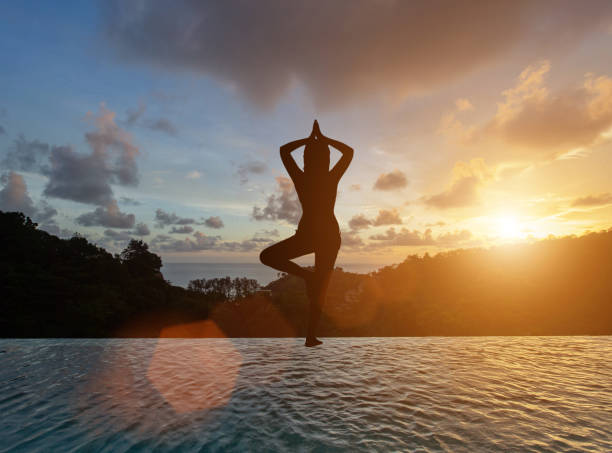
(1, 1, 612, 266)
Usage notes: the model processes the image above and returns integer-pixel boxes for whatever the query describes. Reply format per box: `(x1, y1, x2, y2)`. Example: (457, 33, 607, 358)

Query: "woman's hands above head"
(310, 120, 352, 156)
(309, 121, 316, 141)
(282, 120, 349, 154)
(280, 120, 353, 181)
(310, 119, 326, 142)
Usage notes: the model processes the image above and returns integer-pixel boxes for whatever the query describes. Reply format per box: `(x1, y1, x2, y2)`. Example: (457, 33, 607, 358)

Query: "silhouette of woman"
(260, 120, 353, 347)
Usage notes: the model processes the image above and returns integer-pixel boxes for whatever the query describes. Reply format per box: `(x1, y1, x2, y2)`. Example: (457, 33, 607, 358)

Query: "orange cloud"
(571, 193, 612, 207)
(450, 62, 612, 159)
(423, 159, 494, 209)
(368, 227, 472, 247)
(348, 209, 403, 231)
(373, 170, 408, 191)
(455, 98, 474, 111)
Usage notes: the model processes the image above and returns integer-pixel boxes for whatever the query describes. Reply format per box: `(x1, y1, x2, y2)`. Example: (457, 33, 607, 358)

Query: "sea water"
(161, 262, 378, 287)
(1, 337, 610, 452)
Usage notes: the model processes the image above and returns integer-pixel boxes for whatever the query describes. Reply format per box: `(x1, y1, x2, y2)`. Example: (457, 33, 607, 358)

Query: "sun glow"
(496, 215, 522, 239)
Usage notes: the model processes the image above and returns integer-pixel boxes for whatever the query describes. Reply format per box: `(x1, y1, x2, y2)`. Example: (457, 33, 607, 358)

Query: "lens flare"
(147, 321, 242, 414)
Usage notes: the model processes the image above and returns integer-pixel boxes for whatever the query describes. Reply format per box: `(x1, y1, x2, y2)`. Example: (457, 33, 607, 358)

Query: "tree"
(187, 276, 260, 301)
(120, 239, 162, 277)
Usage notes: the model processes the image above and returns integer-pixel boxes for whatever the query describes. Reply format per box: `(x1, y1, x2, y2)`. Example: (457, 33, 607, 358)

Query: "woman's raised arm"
(280, 137, 309, 182)
(327, 137, 353, 181)
(312, 121, 353, 180)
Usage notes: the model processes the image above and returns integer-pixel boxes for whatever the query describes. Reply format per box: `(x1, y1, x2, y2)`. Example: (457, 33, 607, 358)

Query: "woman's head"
(303, 139, 330, 175)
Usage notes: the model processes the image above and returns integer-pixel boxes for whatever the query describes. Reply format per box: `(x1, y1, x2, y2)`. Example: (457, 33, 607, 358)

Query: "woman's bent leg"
(259, 234, 314, 281)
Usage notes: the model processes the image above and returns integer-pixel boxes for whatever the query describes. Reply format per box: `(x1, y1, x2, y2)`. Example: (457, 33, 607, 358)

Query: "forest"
(1, 210, 610, 337)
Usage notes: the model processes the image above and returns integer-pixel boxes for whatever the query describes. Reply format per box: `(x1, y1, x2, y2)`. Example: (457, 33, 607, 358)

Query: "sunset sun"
(496, 215, 522, 239)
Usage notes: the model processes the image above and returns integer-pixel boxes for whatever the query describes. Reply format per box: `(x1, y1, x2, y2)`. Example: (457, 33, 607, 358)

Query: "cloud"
(151, 231, 272, 253)
(152, 231, 221, 252)
(85, 104, 139, 186)
(186, 170, 201, 179)
(424, 177, 481, 210)
(204, 216, 224, 229)
(348, 214, 372, 231)
(571, 193, 612, 207)
(369, 227, 435, 246)
(119, 196, 141, 206)
(0, 171, 35, 216)
(124, 103, 178, 137)
(369, 227, 472, 247)
(39, 224, 73, 238)
(237, 160, 267, 184)
(155, 208, 196, 227)
(0, 171, 58, 225)
(372, 209, 402, 226)
(349, 184, 361, 191)
(133, 222, 150, 236)
(423, 159, 493, 209)
(125, 102, 146, 127)
(35, 201, 58, 223)
(104, 228, 133, 241)
(436, 229, 473, 246)
(37, 104, 140, 206)
(455, 98, 474, 111)
(147, 118, 178, 136)
(44, 145, 115, 205)
(103, 1, 612, 108)
(257, 229, 279, 237)
(373, 170, 408, 191)
(220, 236, 275, 253)
(2, 136, 51, 174)
(76, 200, 135, 228)
(457, 62, 612, 158)
(252, 176, 301, 224)
(169, 225, 194, 234)
(348, 209, 402, 231)
(101, 224, 152, 247)
(341, 230, 365, 249)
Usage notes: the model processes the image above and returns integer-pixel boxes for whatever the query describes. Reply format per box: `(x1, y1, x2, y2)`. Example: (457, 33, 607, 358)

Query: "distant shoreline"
(160, 262, 380, 287)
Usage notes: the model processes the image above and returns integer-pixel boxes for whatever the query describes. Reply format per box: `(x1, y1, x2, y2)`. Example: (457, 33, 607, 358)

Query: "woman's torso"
(295, 175, 340, 238)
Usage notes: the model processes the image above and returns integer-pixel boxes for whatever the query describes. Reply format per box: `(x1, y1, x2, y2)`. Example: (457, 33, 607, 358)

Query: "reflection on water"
(1, 337, 611, 452)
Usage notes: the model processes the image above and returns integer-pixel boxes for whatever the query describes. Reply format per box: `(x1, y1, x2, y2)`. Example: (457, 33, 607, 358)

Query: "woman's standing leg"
(305, 238, 340, 346)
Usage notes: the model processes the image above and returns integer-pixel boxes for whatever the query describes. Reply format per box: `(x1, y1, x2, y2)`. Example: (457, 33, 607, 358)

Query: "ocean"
(161, 262, 379, 287)
(1, 337, 610, 452)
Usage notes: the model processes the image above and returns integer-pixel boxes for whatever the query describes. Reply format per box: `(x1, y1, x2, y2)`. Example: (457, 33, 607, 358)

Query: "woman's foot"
(305, 337, 323, 347)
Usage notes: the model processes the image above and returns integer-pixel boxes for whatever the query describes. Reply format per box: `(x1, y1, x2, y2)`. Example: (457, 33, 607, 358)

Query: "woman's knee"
(259, 246, 276, 266)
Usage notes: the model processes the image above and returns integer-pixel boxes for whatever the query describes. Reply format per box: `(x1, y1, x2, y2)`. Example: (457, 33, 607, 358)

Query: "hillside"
(1, 210, 611, 337)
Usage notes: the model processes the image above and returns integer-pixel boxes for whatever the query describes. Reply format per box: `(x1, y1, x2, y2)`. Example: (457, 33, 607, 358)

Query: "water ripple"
(1, 337, 611, 452)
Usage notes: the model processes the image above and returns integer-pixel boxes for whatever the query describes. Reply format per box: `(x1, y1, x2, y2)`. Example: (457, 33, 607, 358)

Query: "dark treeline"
(0, 211, 259, 337)
(317, 233, 612, 336)
(1, 210, 611, 337)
